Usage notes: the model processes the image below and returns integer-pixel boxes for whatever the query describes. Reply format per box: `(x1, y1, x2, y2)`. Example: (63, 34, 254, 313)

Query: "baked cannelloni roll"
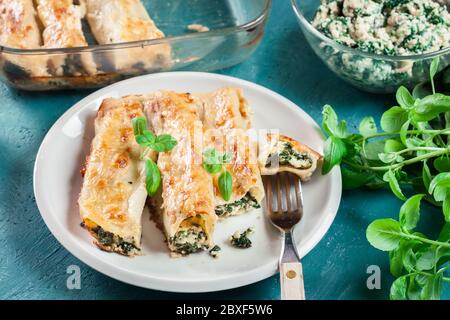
(85, 0, 171, 73)
(258, 134, 323, 181)
(78, 96, 152, 256)
(195, 88, 265, 217)
(0, 0, 49, 77)
(144, 91, 217, 256)
(35, 0, 97, 75)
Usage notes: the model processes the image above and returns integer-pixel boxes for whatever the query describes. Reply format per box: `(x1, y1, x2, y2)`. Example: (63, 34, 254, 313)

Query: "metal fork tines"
(263, 173, 303, 231)
(263, 172, 305, 300)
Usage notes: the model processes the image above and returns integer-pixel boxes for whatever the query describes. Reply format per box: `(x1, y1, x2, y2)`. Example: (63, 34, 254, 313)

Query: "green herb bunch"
(132, 116, 177, 196)
(321, 58, 450, 299)
(202, 148, 233, 201)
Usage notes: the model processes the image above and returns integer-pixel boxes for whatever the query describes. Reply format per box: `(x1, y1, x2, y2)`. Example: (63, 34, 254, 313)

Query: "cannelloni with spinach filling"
(144, 91, 217, 256)
(0, 0, 50, 77)
(78, 96, 154, 256)
(85, 0, 171, 72)
(258, 134, 323, 181)
(194, 88, 265, 217)
(35, 0, 97, 76)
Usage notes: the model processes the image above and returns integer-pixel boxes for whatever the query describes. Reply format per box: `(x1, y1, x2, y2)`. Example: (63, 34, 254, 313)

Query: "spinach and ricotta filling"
(312, 0, 450, 56)
(169, 225, 209, 255)
(209, 245, 221, 258)
(214, 192, 261, 217)
(265, 142, 313, 169)
(86, 224, 139, 255)
(230, 228, 254, 249)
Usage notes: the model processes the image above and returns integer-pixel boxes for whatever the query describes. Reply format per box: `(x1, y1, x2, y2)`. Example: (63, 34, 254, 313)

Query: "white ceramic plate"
(34, 72, 341, 293)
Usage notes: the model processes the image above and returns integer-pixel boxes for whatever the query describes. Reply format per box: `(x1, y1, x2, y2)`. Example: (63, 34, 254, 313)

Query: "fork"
(263, 173, 305, 300)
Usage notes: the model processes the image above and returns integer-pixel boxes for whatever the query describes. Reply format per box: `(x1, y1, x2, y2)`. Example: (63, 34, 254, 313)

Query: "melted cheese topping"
(194, 88, 264, 211)
(78, 96, 148, 253)
(144, 91, 216, 251)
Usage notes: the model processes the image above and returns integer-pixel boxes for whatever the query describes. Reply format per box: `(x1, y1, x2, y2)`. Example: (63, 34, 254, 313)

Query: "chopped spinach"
(230, 228, 254, 249)
(209, 245, 221, 258)
(215, 193, 260, 217)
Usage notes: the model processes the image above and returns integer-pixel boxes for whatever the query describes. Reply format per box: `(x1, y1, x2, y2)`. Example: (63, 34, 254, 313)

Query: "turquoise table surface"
(0, 1, 448, 300)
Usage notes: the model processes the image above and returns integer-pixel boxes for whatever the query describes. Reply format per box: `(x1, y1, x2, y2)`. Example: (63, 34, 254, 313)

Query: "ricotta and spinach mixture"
(170, 225, 209, 255)
(265, 142, 313, 169)
(311, 0, 450, 88)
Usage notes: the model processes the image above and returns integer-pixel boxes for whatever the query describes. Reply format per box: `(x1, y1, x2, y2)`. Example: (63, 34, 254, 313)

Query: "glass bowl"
(0, 0, 271, 91)
(291, 0, 450, 93)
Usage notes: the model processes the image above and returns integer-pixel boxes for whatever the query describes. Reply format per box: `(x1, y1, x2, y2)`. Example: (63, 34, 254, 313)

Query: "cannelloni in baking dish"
(0, 0, 49, 77)
(194, 88, 265, 217)
(78, 96, 153, 256)
(85, 0, 171, 72)
(34, 0, 97, 75)
(144, 91, 217, 256)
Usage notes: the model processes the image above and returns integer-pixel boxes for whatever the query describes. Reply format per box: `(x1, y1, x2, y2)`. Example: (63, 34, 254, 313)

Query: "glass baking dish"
(0, 0, 271, 91)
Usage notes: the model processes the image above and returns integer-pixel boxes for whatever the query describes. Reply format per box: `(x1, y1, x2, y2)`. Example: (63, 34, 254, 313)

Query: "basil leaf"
(399, 120, 410, 146)
(390, 276, 408, 300)
(322, 136, 347, 174)
(381, 107, 409, 133)
(429, 173, 450, 195)
(222, 152, 232, 164)
(379, 152, 397, 164)
(203, 148, 225, 174)
(403, 248, 417, 273)
(359, 116, 377, 137)
(422, 160, 432, 190)
(407, 275, 422, 300)
(145, 158, 161, 196)
(411, 94, 450, 122)
(421, 273, 443, 300)
(322, 104, 338, 137)
(438, 223, 450, 242)
(430, 57, 439, 81)
(384, 139, 404, 153)
(389, 248, 403, 277)
(135, 130, 156, 146)
(151, 134, 177, 152)
(363, 140, 385, 160)
(383, 170, 407, 201)
(203, 163, 222, 174)
(433, 157, 450, 173)
(399, 194, 424, 231)
(322, 105, 347, 138)
(396, 86, 415, 109)
(430, 57, 439, 94)
(444, 193, 450, 222)
(415, 246, 436, 271)
(218, 170, 232, 201)
(341, 166, 375, 189)
(366, 218, 402, 251)
(132, 116, 147, 136)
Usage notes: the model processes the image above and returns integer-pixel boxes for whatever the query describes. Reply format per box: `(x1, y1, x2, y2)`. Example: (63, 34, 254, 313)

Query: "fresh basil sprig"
(366, 196, 450, 300)
(132, 117, 177, 152)
(132, 116, 177, 196)
(202, 148, 233, 201)
(321, 57, 450, 300)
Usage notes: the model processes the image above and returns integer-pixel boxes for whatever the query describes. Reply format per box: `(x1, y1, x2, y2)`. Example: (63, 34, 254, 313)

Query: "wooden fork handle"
(280, 261, 305, 300)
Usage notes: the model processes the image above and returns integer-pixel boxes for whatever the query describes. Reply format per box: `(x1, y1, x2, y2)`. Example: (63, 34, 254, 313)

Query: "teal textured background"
(0, 0, 448, 300)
